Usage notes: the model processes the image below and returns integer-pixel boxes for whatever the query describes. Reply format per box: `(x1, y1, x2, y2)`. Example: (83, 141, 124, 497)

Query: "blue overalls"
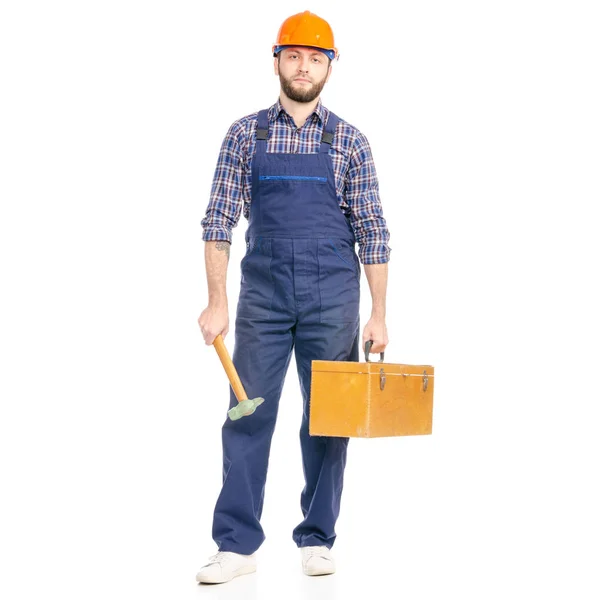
(212, 108, 360, 554)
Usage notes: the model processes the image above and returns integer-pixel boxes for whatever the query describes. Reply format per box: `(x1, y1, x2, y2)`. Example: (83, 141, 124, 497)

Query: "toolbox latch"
(423, 371, 428, 392)
(380, 368, 386, 390)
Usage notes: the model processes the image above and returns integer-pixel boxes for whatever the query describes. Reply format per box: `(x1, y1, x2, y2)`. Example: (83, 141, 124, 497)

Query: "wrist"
(208, 293, 228, 307)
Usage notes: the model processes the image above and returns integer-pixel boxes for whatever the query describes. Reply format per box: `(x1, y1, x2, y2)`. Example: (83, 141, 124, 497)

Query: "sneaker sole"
(196, 564, 256, 584)
(303, 566, 336, 576)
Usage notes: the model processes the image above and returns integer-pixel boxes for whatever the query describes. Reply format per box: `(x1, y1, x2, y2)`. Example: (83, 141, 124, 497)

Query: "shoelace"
(303, 547, 330, 559)
(207, 551, 231, 565)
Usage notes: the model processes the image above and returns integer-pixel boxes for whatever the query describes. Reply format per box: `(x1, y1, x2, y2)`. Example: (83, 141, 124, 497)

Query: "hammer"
(212, 334, 264, 420)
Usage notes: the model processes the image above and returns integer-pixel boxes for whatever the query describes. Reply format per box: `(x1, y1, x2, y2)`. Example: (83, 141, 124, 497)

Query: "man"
(196, 10, 391, 584)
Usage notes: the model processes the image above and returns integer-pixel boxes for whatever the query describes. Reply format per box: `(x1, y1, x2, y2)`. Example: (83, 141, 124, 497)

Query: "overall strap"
(255, 109, 269, 154)
(319, 111, 339, 153)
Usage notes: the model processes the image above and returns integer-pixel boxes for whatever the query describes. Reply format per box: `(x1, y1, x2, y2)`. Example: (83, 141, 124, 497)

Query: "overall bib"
(212, 109, 360, 554)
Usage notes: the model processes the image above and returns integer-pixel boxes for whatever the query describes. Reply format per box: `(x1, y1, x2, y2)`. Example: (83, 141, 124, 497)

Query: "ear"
(274, 57, 279, 76)
(325, 63, 332, 83)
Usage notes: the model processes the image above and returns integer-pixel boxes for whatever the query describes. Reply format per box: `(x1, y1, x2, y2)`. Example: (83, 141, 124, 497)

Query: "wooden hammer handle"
(212, 334, 247, 403)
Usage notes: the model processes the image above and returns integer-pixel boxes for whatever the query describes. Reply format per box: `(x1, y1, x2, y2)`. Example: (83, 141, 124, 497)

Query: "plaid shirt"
(201, 99, 391, 264)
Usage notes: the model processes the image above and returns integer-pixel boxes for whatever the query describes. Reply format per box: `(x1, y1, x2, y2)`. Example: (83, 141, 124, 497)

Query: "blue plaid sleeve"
(200, 121, 248, 244)
(345, 132, 391, 264)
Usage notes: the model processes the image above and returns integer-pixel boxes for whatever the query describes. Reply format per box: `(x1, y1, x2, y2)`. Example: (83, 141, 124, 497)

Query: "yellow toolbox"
(309, 342, 434, 438)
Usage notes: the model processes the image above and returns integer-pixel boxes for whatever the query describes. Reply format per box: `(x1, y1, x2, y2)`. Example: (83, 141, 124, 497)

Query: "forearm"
(363, 262, 388, 318)
(205, 241, 230, 306)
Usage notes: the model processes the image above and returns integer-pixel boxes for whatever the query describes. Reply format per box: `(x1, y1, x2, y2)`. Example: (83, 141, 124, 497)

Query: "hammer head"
(227, 397, 265, 421)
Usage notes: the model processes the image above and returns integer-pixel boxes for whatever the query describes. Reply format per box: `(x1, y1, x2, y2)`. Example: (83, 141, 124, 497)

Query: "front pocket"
(328, 239, 360, 281)
(318, 239, 360, 323)
(237, 239, 275, 320)
(240, 236, 264, 268)
(329, 239, 353, 268)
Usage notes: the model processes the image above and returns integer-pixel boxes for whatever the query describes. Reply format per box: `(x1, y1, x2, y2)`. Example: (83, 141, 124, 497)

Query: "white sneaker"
(196, 551, 256, 584)
(300, 545, 336, 576)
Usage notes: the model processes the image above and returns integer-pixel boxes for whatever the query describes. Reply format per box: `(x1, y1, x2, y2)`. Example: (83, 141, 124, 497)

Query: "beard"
(279, 72, 328, 103)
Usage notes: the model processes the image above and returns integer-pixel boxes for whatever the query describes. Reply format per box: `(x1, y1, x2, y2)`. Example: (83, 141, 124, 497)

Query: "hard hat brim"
(272, 44, 338, 61)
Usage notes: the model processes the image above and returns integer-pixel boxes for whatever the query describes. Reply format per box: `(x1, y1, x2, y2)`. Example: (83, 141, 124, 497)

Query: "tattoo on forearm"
(215, 241, 230, 258)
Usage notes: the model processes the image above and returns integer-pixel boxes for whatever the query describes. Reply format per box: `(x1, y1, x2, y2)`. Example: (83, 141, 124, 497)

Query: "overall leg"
(212, 315, 294, 555)
(292, 318, 360, 549)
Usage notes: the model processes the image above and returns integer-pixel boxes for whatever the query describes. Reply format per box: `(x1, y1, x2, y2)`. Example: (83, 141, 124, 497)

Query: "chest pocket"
(258, 164, 329, 186)
(258, 175, 327, 183)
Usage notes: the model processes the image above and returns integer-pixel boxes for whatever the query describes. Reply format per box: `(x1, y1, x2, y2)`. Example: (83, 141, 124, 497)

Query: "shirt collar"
(270, 98, 327, 126)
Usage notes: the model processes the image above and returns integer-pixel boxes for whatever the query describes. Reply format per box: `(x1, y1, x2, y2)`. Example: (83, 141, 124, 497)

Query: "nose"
(297, 56, 310, 73)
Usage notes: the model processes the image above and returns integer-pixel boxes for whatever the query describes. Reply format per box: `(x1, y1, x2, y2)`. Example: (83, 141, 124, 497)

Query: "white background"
(1, 1, 599, 598)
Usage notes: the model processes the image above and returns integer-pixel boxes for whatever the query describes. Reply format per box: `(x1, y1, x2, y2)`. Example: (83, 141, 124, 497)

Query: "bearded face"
(276, 48, 331, 103)
(279, 70, 329, 103)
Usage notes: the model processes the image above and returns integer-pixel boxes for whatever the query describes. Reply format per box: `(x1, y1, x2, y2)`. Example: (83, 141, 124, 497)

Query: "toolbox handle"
(364, 340, 385, 363)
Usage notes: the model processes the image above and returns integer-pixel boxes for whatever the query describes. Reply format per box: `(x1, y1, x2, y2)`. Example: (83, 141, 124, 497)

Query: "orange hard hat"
(272, 10, 339, 60)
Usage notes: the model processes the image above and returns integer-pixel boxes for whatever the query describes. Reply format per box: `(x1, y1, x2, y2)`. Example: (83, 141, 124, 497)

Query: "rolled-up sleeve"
(345, 132, 391, 264)
(201, 122, 246, 243)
